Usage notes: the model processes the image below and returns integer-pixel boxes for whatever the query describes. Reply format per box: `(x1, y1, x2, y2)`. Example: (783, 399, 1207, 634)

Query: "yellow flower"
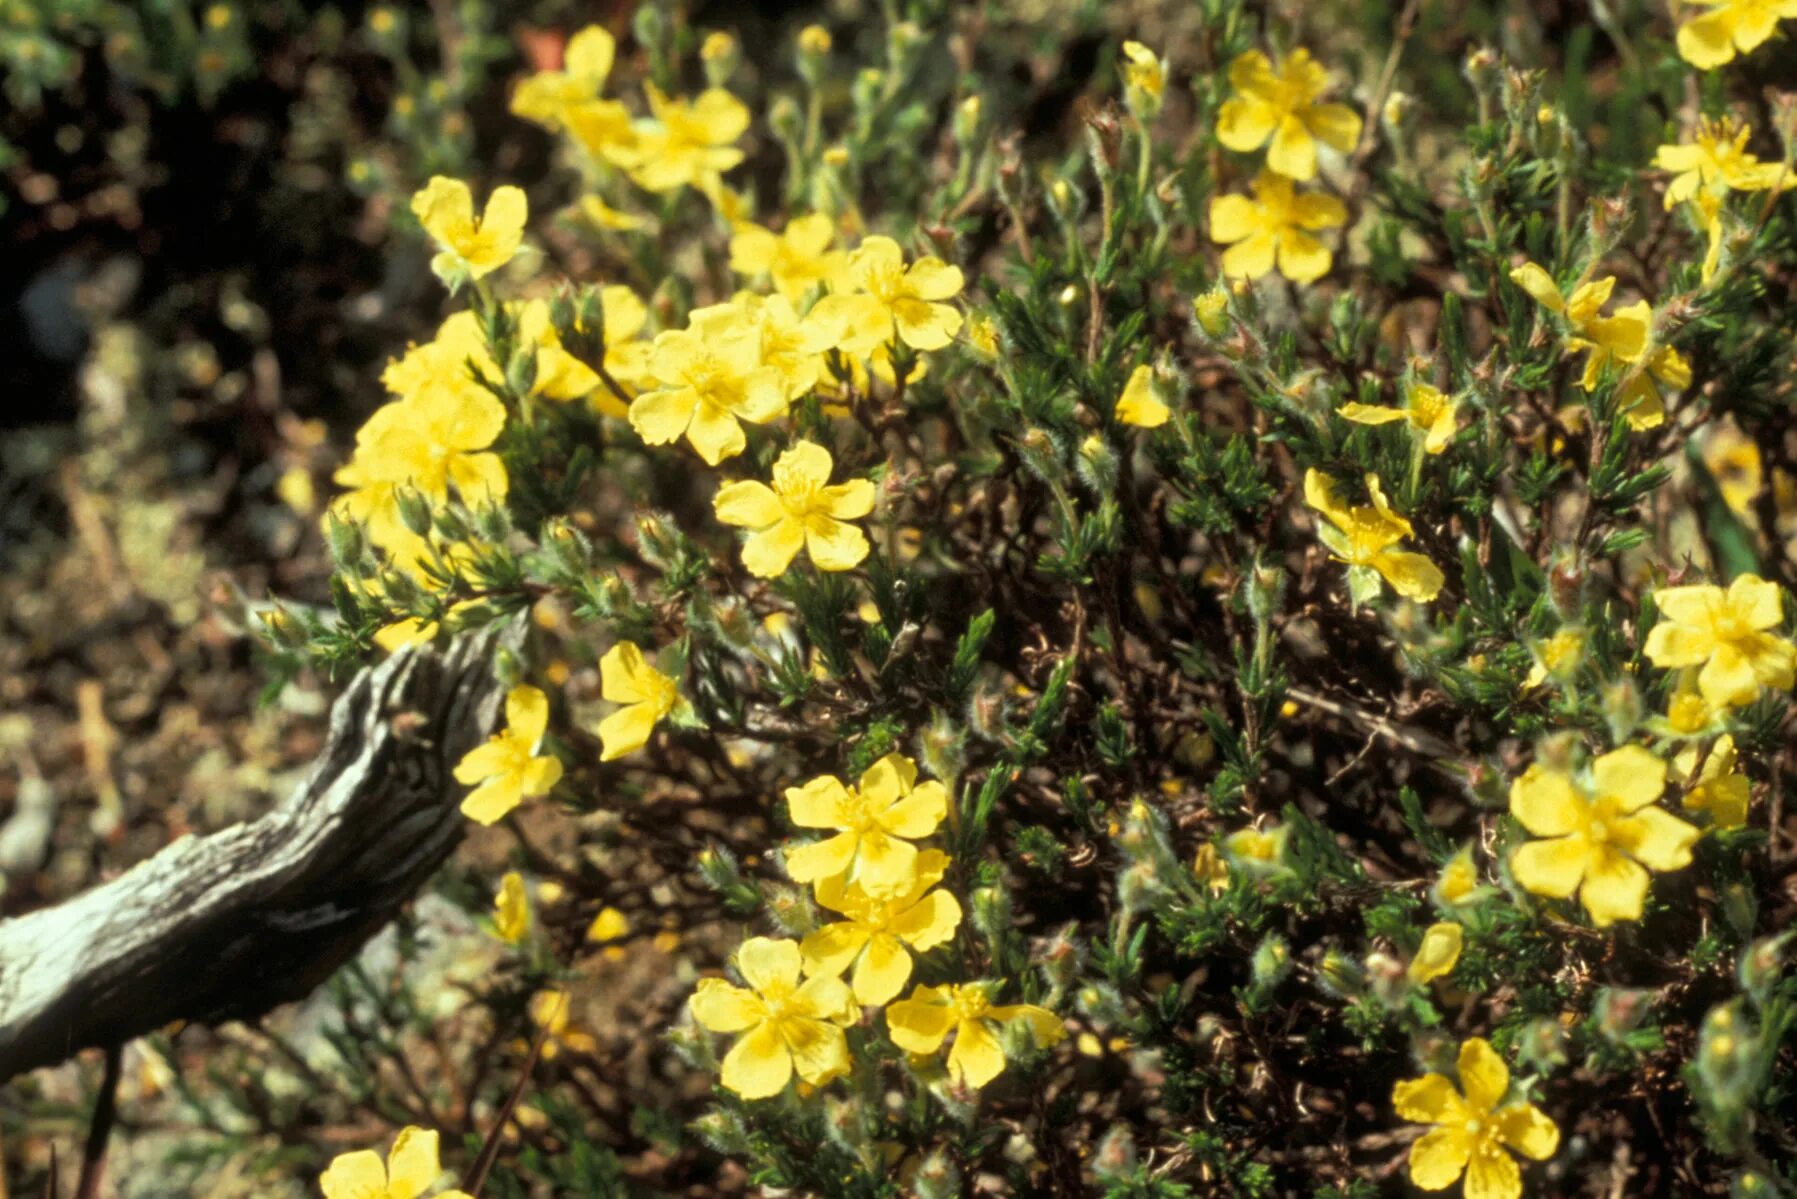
(629, 307, 788, 465)
(620, 85, 749, 193)
(729, 213, 849, 302)
(885, 982, 1064, 1089)
(494, 871, 530, 944)
(1701, 420, 1764, 519)
(1115, 364, 1172, 428)
(454, 685, 562, 825)
(1392, 1038, 1559, 1199)
(1655, 117, 1791, 207)
(1120, 41, 1164, 122)
(1523, 627, 1586, 690)
(727, 293, 834, 402)
(1674, 734, 1750, 828)
(1192, 842, 1231, 892)
(1303, 469, 1444, 603)
(320, 1126, 471, 1199)
(330, 389, 508, 558)
(597, 641, 679, 761)
(1407, 922, 1463, 986)
(510, 25, 618, 131)
(713, 440, 875, 578)
(783, 752, 948, 895)
(1222, 824, 1288, 875)
(1676, 0, 1797, 69)
(1508, 745, 1700, 927)
(529, 988, 597, 1059)
(1216, 48, 1362, 182)
(688, 936, 856, 1099)
(1507, 264, 1686, 431)
(1432, 847, 1485, 909)
(797, 24, 833, 56)
(1663, 666, 1721, 735)
(1339, 380, 1458, 454)
(410, 176, 527, 285)
(799, 848, 963, 1005)
(1209, 171, 1347, 284)
(808, 235, 965, 355)
(1643, 574, 1795, 708)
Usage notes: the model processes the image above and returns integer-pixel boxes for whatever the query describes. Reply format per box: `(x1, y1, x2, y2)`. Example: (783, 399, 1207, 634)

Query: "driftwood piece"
(0, 625, 515, 1082)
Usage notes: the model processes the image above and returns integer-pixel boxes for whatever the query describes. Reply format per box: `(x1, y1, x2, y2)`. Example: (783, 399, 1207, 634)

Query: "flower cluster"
(690, 752, 1062, 1096)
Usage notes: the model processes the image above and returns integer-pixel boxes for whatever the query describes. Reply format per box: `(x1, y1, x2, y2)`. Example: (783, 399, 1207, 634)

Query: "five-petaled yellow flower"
(1340, 380, 1458, 454)
(454, 684, 563, 825)
(494, 870, 530, 944)
(689, 936, 856, 1099)
(810, 235, 965, 354)
(1676, 0, 1797, 69)
(1392, 1037, 1559, 1199)
(510, 25, 621, 134)
(630, 307, 789, 465)
(1655, 117, 1791, 208)
(1216, 48, 1362, 182)
(800, 848, 963, 1005)
(598, 641, 680, 761)
(886, 982, 1064, 1089)
(713, 441, 875, 578)
(1115, 364, 1172, 428)
(1508, 264, 1687, 431)
(783, 752, 948, 894)
(1508, 745, 1699, 928)
(729, 213, 848, 302)
(1210, 171, 1347, 284)
(411, 176, 527, 285)
(1407, 922, 1463, 986)
(1644, 574, 1795, 708)
(620, 85, 750, 193)
(1303, 469, 1444, 603)
(320, 1126, 470, 1199)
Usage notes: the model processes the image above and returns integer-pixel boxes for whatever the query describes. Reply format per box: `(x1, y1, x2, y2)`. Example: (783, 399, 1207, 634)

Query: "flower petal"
(1464, 1142, 1522, 1199)
(947, 1017, 1007, 1088)
(1408, 1127, 1473, 1191)
(886, 985, 955, 1053)
(1509, 764, 1583, 837)
(1511, 835, 1589, 899)
(741, 518, 807, 578)
(1580, 846, 1650, 927)
(736, 936, 802, 993)
(851, 933, 914, 1006)
(460, 776, 524, 825)
(713, 480, 783, 531)
(1392, 1072, 1467, 1124)
(385, 1127, 441, 1199)
(320, 1150, 390, 1199)
(720, 1022, 792, 1099)
(805, 517, 870, 572)
(878, 780, 948, 839)
(1266, 114, 1318, 181)
(786, 830, 859, 884)
(1493, 1102, 1560, 1161)
(1457, 1038, 1510, 1112)
(801, 922, 871, 983)
(597, 701, 659, 761)
(1614, 807, 1699, 872)
(1592, 744, 1666, 812)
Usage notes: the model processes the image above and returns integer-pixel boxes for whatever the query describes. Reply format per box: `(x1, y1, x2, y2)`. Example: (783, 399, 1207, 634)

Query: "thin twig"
(74, 1044, 123, 1199)
(461, 1003, 558, 1198)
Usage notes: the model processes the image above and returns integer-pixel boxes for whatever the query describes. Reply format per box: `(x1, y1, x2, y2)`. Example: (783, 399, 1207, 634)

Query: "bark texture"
(0, 625, 514, 1081)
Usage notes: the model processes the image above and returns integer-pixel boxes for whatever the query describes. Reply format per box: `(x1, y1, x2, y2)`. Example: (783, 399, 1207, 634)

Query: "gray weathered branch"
(0, 625, 515, 1082)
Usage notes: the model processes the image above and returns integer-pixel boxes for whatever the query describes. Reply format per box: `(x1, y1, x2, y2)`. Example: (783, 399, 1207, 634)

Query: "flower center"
(1463, 1118, 1483, 1136)
(864, 262, 907, 304)
(950, 988, 989, 1022)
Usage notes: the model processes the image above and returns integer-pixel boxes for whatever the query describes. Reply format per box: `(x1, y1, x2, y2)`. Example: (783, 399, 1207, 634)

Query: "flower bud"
(954, 94, 982, 146)
(1251, 935, 1291, 990)
(1738, 931, 1790, 1000)
(912, 1148, 960, 1199)
(395, 486, 433, 538)
(325, 512, 365, 570)
(699, 31, 739, 87)
(1192, 286, 1231, 337)
(768, 94, 804, 143)
(1317, 948, 1364, 998)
